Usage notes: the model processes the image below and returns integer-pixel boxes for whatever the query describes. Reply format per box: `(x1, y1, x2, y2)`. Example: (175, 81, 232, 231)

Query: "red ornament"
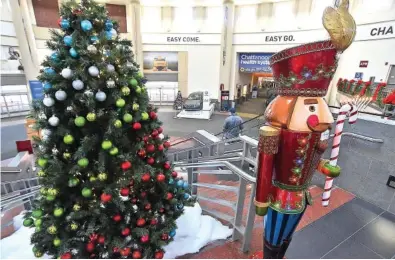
(164, 141, 171, 148)
(89, 233, 98, 242)
(157, 127, 163, 134)
(144, 203, 151, 210)
(113, 214, 122, 222)
(120, 188, 129, 196)
(163, 161, 171, 170)
(161, 233, 169, 240)
(57, 18, 63, 27)
(132, 250, 142, 259)
(129, 179, 134, 186)
(113, 247, 119, 253)
(155, 250, 164, 259)
(146, 144, 155, 153)
(147, 157, 155, 165)
(61, 252, 72, 259)
(131, 198, 137, 204)
(136, 218, 146, 227)
(101, 193, 112, 203)
(151, 129, 159, 137)
(171, 171, 178, 178)
(157, 144, 164, 152)
(157, 173, 166, 182)
(97, 235, 105, 244)
(86, 242, 95, 252)
(143, 135, 149, 143)
(150, 218, 158, 225)
(140, 234, 149, 243)
(73, 9, 82, 15)
(132, 122, 142, 130)
(120, 248, 131, 257)
(137, 149, 146, 158)
(159, 208, 165, 213)
(149, 111, 157, 120)
(121, 161, 132, 171)
(141, 191, 147, 198)
(166, 192, 173, 200)
(121, 227, 130, 236)
(141, 173, 151, 182)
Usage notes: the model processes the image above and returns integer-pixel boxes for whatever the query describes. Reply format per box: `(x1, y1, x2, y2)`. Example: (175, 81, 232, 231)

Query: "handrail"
(330, 132, 384, 143)
(329, 105, 385, 117)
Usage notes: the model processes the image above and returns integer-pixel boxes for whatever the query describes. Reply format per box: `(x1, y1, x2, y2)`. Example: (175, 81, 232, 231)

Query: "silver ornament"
(48, 115, 59, 126)
(158, 133, 164, 140)
(38, 113, 47, 120)
(43, 97, 55, 107)
(88, 66, 99, 77)
(66, 106, 73, 112)
(125, 236, 132, 242)
(39, 145, 46, 152)
(84, 90, 94, 97)
(120, 195, 129, 201)
(106, 79, 115, 88)
(41, 128, 52, 137)
(95, 91, 106, 101)
(55, 90, 67, 101)
(106, 64, 115, 72)
(72, 79, 84, 90)
(61, 68, 73, 79)
(87, 45, 97, 54)
(52, 147, 59, 155)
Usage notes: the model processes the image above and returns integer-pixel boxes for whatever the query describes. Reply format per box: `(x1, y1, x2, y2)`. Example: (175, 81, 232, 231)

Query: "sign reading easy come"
(239, 53, 274, 73)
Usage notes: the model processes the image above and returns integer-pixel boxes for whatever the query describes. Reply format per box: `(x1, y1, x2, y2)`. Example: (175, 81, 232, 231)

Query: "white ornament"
(66, 106, 73, 112)
(39, 145, 46, 151)
(55, 90, 67, 101)
(106, 79, 115, 88)
(87, 45, 97, 54)
(125, 236, 132, 242)
(95, 91, 106, 101)
(48, 115, 60, 126)
(88, 66, 99, 77)
(43, 97, 55, 107)
(72, 79, 84, 90)
(61, 68, 73, 79)
(106, 64, 115, 72)
(158, 133, 164, 140)
(111, 28, 117, 39)
(84, 90, 94, 97)
(120, 196, 129, 201)
(52, 147, 59, 155)
(41, 129, 52, 137)
(38, 113, 47, 120)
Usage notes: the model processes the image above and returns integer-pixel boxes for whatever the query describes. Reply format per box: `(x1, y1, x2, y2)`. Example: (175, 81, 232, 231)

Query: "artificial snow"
(0, 203, 232, 259)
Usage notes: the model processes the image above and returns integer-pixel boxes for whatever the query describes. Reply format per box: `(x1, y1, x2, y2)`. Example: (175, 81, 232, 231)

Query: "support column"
(129, 0, 143, 75)
(218, 0, 235, 100)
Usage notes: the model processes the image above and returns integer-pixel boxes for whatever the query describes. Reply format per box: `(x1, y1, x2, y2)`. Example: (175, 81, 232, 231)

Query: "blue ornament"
(176, 203, 184, 210)
(44, 68, 55, 75)
(69, 48, 79, 58)
(90, 35, 99, 43)
(43, 82, 52, 90)
(169, 229, 176, 237)
(168, 178, 174, 185)
(60, 19, 70, 29)
(81, 20, 93, 32)
(183, 193, 190, 199)
(176, 180, 184, 187)
(50, 52, 59, 62)
(105, 30, 113, 40)
(104, 50, 110, 57)
(182, 182, 189, 189)
(64, 36, 72, 46)
(105, 20, 113, 31)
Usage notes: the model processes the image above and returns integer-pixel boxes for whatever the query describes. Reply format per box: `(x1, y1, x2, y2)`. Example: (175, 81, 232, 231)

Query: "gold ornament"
(73, 204, 81, 211)
(63, 152, 71, 159)
(70, 222, 78, 230)
(98, 172, 107, 181)
(47, 188, 59, 196)
(40, 187, 47, 195)
(47, 225, 57, 234)
(37, 170, 46, 177)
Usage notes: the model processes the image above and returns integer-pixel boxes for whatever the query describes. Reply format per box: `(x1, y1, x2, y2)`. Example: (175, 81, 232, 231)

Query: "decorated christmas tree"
(23, 0, 194, 258)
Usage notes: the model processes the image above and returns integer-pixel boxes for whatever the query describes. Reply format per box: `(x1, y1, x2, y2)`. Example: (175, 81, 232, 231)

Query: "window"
(106, 4, 127, 33)
(32, 0, 59, 28)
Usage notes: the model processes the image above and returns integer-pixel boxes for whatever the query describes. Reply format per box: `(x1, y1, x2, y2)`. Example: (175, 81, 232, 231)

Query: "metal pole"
(232, 178, 246, 241)
(242, 183, 256, 253)
(3, 96, 10, 117)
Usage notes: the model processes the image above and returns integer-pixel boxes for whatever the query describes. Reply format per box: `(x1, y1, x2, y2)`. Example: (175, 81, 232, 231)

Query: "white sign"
(233, 21, 395, 45)
(142, 33, 221, 45)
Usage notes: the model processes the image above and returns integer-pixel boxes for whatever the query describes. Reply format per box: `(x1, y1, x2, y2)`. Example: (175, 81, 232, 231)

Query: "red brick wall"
(32, 0, 60, 28)
(106, 4, 127, 33)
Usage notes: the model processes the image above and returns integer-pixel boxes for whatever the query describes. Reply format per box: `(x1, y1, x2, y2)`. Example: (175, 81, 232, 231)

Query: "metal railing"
(1, 90, 30, 118)
(146, 86, 178, 106)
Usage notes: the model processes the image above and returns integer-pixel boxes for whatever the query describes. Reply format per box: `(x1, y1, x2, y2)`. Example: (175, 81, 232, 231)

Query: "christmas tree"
(23, 0, 194, 258)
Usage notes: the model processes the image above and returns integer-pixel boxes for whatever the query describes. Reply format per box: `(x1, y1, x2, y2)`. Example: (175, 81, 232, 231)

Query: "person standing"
(223, 108, 244, 140)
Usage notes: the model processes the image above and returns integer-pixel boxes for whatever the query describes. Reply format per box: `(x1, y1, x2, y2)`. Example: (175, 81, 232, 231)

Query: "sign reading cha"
(167, 36, 200, 43)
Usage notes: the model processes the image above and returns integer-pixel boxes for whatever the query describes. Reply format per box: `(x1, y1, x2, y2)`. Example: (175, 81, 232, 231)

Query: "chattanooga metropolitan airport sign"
(142, 33, 221, 45)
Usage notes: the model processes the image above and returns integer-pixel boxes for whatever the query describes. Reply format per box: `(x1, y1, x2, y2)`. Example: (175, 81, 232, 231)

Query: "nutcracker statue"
(253, 0, 356, 258)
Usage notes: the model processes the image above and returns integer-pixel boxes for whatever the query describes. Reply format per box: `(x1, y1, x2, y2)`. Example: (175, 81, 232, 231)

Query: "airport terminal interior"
(1, 0, 395, 259)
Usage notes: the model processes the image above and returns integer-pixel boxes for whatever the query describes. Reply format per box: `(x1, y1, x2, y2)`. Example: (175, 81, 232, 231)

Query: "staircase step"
(193, 182, 238, 193)
(194, 170, 234, 175)
(197, 195, 236, 209)
(201, 207, 235, 224)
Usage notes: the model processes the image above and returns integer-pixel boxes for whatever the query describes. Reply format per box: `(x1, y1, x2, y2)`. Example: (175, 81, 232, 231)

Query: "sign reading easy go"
(239, 53, 274, 73)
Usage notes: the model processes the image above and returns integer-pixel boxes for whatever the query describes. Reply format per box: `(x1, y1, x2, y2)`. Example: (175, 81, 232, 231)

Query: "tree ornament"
(132, 122, 141, 130)
(72, 79, 84, 90)
(129, 78, 138, 87)
(54, 207, 64, 217)
(183, 182, 189, 189)
(111, 28, 117, 38)
(48, 115, 59, 126)
(132, 250, 142, 259)
(101, 193, 112, 203)
(140, 234, 149, 243)
(114, 119, 122, 128)
(150, 111, 157, 120)
(95, 91, 106, 101)
(141, 173, 150, 182)
(137, 149, 146, 158)
(97, 172, 107, 181)
(166, 192, 174, 200)
(184, 193, 191, 199)
(73, 204, 81, 211)
(116, 98, 125, 108)
(151, 129, 159, 137)
(43, 96, 55, 107)
(47, 188, 59, 196)
(120, 248, 130, 257)
(135, 86, 142, 94)
(177, 203, 184, 210)
(97, 235, 105, 244)
(120, 188, 129, 196)
(53, 237, 61, 247)
(89, 175, 97, 182)
(136, 218, 146, 227)
(177, 179, 184, 187)
(69, 48, 79, 58)
(32, 209, 43, 218)
(81, 20, 93, 31)
(123, 113, 133, 123)
(157, 144, 164, 152)
(104, 20, 113, 31)
(147, 157, 154, 165)
(43, 82, 52, 91)
(121, 86, 131, 96)
(146, 144, 155, 153)
(61, 252, 72, 259)
(60, 19, 70, 29)
(90, 35, 99, 44)
(70, 221, 78, 230)
(164, 161, 171, 170)
(23, 218, 33, 227)
(39, 187, 47, 195)
(38, 158, 48, 167)
(113, 214, 122, 222)
(107, 64, 115, 72)
(164, 141, 171, 149)
(121, 161, 132, 170)
(68, 177, 80, 187)
(101, 140, 112, 150)
(46, 194, 56, 201)
(141, 112, 149, 120)
(86, 112, 96, 122)
(55, 90, 67, 101)
(144, 203, 151, 211)
(106, 79, 115, 88)
(87, 44, 97, 53)
(109, 147, 118, 155)
(88, 66, 99, 77)
(34, 218, 42, 227)
(44, 67, 55, 75)
(78, 158, 89, 167)
(64, 35, 72, 46)
(50, 52, 59, 62)
(155, 250, 164, 259)
(157, 173, 165, 182)
(61, 68, 73, 79)
(37, 170, 46, 177)
(86, 242, 95, 252)
(121, 227, 130, 236)
(105, 30, 113, 40)
(161, 233, 169, 240)
(82, 187, 93, 197)
(74, 116, 86, 127)
(47, 225, 57, 234)
(62, 152, 71, 160)
(140, 191, 147, 198)
(34, 251, 43, 258)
